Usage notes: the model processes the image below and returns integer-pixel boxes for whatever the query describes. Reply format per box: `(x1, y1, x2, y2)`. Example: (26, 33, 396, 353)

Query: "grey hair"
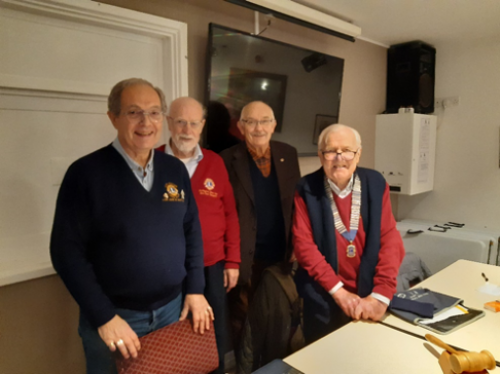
(107, 78, 167, 116)
(317, 124, 362, 151)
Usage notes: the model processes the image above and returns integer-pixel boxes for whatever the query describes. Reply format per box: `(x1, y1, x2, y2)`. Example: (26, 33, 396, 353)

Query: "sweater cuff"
(224, 262, 239, 269)
(372, 285, 396, 301)
(371, 292, 390, 306)
(87, 307, 117, 329)
(328, 281, 344, 295)
(185, 273, 205, 295)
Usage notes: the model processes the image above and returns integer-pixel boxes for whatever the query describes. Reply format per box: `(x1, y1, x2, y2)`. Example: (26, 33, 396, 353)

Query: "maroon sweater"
(158, 146, 241, 268)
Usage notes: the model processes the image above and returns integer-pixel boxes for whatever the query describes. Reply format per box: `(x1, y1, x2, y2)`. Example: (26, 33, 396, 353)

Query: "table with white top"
(381, 260, 500, 359)
(283, 260, 499, 373)
(284, 321, 450, 374)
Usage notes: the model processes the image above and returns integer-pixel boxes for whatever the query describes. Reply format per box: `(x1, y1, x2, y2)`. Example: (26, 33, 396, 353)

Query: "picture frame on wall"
(313, 114, 338, 145)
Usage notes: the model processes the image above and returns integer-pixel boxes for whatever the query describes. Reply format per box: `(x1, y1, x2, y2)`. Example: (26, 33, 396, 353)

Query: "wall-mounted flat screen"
(205, 23, 344, 156)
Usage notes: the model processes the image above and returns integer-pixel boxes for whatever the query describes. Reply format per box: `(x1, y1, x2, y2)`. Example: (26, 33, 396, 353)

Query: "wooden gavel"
(425, 334, 496, 374)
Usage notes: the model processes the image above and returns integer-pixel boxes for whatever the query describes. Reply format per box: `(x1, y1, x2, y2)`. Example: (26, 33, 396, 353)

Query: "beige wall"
(0, 1, 386, 373)
(0, 276, 85, 374)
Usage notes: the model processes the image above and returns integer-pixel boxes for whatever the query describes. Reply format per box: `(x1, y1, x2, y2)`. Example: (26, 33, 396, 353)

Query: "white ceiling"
(293, 0, 500, 47)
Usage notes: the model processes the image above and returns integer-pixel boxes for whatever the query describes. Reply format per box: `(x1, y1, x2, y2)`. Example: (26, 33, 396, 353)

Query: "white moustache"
(178, 135, 195, 141)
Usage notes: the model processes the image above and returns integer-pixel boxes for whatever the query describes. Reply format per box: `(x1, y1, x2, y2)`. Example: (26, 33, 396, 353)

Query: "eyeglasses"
(123, 109, 164, 123)
(169, 117, 204, 130)
(240, 118, 275, 127)
(321, 149, 359, 161)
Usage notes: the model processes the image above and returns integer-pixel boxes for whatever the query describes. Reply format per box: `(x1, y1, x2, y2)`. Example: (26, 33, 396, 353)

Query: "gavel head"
(449, 350, 496, 373)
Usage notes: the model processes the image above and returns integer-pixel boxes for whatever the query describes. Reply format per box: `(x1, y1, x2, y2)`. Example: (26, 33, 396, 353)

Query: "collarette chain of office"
(324, 174, 361, 258)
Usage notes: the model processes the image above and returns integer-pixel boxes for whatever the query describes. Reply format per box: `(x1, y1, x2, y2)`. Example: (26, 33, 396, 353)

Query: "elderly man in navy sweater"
(50, 78, 213, 374)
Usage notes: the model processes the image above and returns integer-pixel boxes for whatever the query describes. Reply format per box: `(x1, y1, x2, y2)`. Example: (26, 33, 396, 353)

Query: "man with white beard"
(158, 97, 241, 374)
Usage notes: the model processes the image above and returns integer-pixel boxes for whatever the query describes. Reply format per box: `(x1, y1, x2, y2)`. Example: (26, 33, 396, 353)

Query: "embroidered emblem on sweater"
(199, 178, 218, 198)
(163, 183, 185, 202)
(203, 178, 215, 190)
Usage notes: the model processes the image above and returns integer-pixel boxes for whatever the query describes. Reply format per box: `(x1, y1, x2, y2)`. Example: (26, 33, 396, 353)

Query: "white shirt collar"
(328, 174, 354, 199)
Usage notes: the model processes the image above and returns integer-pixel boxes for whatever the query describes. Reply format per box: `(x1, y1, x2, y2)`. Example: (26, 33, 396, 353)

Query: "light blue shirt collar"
(112, 138, 155, 191)
(164, 139, 203, 178)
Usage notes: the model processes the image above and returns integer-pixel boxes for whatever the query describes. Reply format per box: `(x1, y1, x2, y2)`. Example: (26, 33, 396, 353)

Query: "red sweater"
(192, 149, 240, 268)
(293, 184, 404, 299)
(158, 145, 241, 268)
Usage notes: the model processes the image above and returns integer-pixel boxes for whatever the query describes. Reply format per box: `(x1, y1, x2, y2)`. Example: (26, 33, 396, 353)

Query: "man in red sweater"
(293, 124, 404, 344)
(158, 97, 240, 373)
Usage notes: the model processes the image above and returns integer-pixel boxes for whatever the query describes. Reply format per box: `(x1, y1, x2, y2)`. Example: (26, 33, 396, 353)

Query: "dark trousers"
(227, 259, 275, 351)
(204, 261, 227, 374)
(228, 259, 292, 373)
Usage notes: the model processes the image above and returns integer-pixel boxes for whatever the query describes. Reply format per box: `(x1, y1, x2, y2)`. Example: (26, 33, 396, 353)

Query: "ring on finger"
(109, 341, 116, 349)
(116, 339, 124, 346)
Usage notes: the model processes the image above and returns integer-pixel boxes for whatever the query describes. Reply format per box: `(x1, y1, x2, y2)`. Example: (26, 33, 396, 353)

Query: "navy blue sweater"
(50, 145, 204, 328)
(249, 156, 286, 262)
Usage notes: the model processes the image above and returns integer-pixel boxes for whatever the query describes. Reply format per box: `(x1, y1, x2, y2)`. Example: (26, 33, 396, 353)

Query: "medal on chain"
(325, 175, 361, 258)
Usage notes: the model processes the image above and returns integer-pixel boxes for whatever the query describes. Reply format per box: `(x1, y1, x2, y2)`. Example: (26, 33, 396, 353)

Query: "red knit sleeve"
(371, 184, 405, 299)
(293, 191, 341, 292)
(219, 157, 241, 268)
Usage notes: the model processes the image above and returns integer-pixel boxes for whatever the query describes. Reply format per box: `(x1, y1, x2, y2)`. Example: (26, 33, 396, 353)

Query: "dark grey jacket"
(220, 141, 301, 284)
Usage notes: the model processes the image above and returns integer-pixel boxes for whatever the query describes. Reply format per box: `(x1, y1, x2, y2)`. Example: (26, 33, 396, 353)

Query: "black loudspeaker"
(386, 41, 436, 114)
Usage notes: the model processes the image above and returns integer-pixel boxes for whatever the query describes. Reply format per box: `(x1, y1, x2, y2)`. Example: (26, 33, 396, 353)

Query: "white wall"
(0, 0, 188, 286)
(397, 37, 500, 230)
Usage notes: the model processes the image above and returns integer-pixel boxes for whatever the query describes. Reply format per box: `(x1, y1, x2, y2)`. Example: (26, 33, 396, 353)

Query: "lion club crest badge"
(199, 178, 218, 198)
(163, 183, 185, 202)
(203, 178, 215, 191)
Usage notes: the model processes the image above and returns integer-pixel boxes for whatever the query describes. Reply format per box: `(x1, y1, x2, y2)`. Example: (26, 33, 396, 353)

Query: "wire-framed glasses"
(169, 118, 204, 130)
(240, 118, 275, 127)
(321, 149, 359, 161)
(123, 109, 164, 123)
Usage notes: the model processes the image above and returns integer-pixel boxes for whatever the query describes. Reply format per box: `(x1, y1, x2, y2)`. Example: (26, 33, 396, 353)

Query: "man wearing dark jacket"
(220, 101, 301, 365)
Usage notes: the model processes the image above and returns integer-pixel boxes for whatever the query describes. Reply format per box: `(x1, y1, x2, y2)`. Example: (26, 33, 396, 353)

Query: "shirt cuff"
(371, 292, 390, 306)
(328, 281, 344, 295)
(224, 262, 239, 269)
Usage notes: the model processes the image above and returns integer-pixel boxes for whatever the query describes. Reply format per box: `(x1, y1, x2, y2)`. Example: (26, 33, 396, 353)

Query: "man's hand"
(332, 287, 361, 318)
(179, 294, 214, 334)
(97, 315, 141, 359)
(224, 268, 239, 292)
(352, 295, 388, 321)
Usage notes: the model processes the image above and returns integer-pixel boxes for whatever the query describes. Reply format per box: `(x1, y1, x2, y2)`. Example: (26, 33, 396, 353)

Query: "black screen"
(205, 24, 344, 156)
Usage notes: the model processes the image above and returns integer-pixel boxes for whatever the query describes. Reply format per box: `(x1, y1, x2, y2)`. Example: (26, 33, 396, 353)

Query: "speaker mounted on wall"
(386, 41, 436, 114)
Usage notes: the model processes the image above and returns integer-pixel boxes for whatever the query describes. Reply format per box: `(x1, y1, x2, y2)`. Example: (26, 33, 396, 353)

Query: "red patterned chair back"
(116, 319, 218, 374)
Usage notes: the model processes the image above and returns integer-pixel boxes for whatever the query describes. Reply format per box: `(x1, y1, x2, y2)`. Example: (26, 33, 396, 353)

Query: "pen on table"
(481, 272, 489, 282)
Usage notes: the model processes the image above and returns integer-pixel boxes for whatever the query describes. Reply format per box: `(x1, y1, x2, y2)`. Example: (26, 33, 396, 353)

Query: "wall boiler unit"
(375, 113, 437, 195)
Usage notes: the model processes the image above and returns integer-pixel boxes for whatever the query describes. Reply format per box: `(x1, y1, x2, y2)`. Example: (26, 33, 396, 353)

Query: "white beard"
(172, 135, 196, 155)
